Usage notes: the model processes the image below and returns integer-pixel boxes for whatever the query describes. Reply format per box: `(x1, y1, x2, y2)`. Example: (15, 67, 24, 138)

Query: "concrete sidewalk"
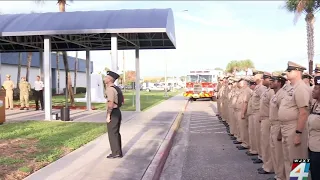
(25, 95, 187, 180)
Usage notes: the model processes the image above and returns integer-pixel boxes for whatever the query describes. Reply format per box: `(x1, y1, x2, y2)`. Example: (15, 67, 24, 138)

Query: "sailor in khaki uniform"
(308, 75, 320, 180)
(246, 77, 259, 156)
(302, 72, 313, 87)
(251, 71, 267, 164)
(2, 74, 15, 110)
(236, 77, 252, 150)
(231, 78, 242, 144)
(258, 72, 275, 174)
(19, 77, 31, 110)
(269, 73, 287, 180)
(216, 77, 224, 118)
(278, 61, 310, 180)
(228, 78, 236, 136)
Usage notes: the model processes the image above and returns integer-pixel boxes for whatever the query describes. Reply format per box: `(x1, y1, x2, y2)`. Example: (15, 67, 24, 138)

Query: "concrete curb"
(141, 100, 190, 180)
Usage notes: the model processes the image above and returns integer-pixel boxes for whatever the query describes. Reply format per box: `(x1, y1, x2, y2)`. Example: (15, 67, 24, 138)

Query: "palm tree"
(26, 52, 32, 82)
(74, 51, 78, 94)
(35, 0, 75, 106)
(285, 0, 320, 74)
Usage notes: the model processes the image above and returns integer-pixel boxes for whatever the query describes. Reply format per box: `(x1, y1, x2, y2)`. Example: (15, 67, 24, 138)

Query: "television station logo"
(289, 159, 310, 180)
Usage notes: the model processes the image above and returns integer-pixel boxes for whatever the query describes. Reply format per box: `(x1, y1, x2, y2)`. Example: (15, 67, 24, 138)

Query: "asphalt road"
(160, 100, 275, 180)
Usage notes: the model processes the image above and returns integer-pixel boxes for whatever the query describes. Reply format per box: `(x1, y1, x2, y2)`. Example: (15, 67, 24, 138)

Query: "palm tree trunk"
(56, 52, 60, 94)
(26, 52, 32, 82)
(74, 51, 78, 94)
(306, 14, 315, 74)
(17, 53, 22, 88)
(59, 1, 74, 106)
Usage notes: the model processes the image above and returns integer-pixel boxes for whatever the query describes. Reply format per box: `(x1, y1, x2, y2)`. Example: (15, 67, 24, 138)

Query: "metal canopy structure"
(0, 9, 176, 52)
(0, 8, 176, 120)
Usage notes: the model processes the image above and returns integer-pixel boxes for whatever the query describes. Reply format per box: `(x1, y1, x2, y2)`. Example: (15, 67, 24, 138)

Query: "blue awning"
(0, 8, 176, 52)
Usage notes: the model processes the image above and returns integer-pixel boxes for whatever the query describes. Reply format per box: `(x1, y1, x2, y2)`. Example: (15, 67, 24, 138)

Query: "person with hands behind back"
(104, 71, 124, 159)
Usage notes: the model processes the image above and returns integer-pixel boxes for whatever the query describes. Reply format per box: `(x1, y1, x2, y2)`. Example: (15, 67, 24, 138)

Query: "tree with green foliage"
(225, 59, 255, 73)
(285, 0, 320, 74)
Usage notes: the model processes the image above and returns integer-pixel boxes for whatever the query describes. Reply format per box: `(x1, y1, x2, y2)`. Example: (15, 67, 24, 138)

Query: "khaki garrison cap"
(6, 74, 10, 78)
(286, 61, 306, 72)
(302, 72, 313, 79)
(314, 64, 320, 73)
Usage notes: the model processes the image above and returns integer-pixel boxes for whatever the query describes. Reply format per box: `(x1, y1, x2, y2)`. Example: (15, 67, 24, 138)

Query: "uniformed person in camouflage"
(19, 77, 31, 110)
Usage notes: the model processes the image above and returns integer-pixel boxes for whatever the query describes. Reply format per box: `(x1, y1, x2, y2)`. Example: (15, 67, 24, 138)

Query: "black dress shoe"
(230, 137, 237, 140)
(237, 146, 248, 150)
(106, 154, 123, 159)
(257, 167, 263, 171)
(233, 141, 242, 144)
(253, 159, 263, 164)
(251, 157, 258, 161)
(267, 178, 276, 180)
(247, 152, 258, 156)
(258, 169, 274, 174)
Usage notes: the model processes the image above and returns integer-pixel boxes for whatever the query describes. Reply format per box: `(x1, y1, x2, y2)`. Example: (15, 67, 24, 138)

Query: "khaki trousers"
(280, 121, 308, 180)
(20, 93, 29, 107)
(239, 114, 249, 148)
(5, 90, 13, 109)
(234, 109, 241, 142)
(223, 101, 229, 122)
(248, 115, 258, 154)
(270, 123, 286, 180)
(261, 119, 273, 172)
(229, 107, 235, 135)
(253, 113, 262, 157)
(217, 98, 221, 115)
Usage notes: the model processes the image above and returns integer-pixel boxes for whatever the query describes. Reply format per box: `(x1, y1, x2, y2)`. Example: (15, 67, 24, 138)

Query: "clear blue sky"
(1, 1, 319, 77)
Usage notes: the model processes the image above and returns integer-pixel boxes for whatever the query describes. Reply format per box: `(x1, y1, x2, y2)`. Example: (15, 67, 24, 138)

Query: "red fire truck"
(183, 70, 221, 101)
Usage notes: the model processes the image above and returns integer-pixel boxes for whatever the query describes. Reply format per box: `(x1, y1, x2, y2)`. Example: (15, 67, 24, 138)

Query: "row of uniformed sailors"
(216, 61, 320, 180)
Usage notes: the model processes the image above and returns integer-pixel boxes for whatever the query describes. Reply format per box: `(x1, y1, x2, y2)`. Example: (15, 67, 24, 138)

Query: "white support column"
(43, 37, 52, 120)
(135, 47, 141, 112)
(39, 51, 44, 81)
(86, 50, 91, 111)
(111, 34, 119, 85)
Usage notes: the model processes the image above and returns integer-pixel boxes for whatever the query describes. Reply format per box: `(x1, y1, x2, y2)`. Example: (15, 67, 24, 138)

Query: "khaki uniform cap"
(286, 61, 306, 71)
(314, 64, 320, 73)
(302, 72, 313, 79)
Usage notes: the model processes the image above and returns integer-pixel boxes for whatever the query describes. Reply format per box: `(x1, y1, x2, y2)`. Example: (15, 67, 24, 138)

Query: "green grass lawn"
(0, 121, 106, 180)
(14, 90, 182, 111)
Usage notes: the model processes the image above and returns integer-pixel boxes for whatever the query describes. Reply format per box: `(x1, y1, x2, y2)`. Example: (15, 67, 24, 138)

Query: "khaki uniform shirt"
(237, 86, 252, 116)
(231, 87, 240, 109)
(251, 84, 267, 114)
(247, 92, 254, 116)
(19, 81, 31, 95)
(278, 80, 311, 122)
(308, 101, 320, 152)
(106, 86, 118, 106)
(269, 87, 286, 123)
(260, 88, 275, 119)
(2, 80, 14, 91)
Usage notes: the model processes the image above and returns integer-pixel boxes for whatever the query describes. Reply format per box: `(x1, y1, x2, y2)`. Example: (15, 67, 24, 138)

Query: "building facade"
(0, 52, 93, 94)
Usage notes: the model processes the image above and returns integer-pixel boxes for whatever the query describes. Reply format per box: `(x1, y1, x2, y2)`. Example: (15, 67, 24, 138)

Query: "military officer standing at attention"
(269, 73, 287, 180)
(2, 74, 15, 110)
(307, 75, 320, 180)
(302, 72, 313, 87)
(19, 77, 31, 110)
(258, 72, 275, 174)
(246, 77, 259, 157)
(251, 71, 267, 164)
(278, 61, 310, 180)
(105, 71, 123, 158)
(236, 77, 252, 150)
(230, 78, 241, 142)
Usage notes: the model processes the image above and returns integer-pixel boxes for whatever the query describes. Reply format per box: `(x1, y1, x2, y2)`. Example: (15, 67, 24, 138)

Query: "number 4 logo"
(289, 162, 310, 180)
